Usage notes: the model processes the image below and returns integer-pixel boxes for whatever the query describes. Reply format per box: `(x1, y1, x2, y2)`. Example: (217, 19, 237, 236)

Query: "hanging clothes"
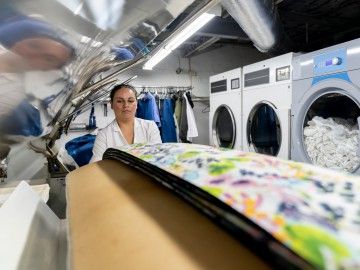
(179, 94, 189, 143)
(174, 96, 182, 127)
(184, 93, 198, 139)
(160, 98, 177, 142)
(136, 92, 161, 127)
(186, 91, 194, 108)
(136, 88, 197, 143)
(173, 113, 180, 142)
(172, 95, 180, 142)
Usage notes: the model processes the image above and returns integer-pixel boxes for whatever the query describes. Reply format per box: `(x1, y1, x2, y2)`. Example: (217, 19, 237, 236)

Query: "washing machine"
(209, 68, 242, 149)
(291, 38, 360, 174)
(242, 53, 296, 159)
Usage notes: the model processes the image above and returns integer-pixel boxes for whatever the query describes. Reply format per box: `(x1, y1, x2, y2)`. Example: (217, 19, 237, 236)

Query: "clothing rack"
(135, 86, 192, 95)
(134, 86, 192, 90)
(135, 86, 209, 103)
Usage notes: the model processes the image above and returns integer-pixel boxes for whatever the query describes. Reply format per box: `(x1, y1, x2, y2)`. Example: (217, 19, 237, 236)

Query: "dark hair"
(110, 84, 137, 102)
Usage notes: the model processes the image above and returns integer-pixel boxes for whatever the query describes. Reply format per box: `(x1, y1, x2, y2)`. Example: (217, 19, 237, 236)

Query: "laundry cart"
(291, 38, 360, 174)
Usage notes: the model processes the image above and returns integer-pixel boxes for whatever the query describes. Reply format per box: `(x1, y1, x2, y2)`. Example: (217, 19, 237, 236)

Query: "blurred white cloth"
(0, 181, 64, 270)
(183, 93, 198, 139)
(0, 182, 50, 207)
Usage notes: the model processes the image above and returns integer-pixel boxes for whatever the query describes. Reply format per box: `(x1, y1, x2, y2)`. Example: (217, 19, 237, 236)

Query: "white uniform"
(90, 118, 162, 162)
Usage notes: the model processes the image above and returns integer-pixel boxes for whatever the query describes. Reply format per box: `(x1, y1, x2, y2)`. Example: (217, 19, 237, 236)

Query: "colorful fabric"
(113, 143, 360, 270)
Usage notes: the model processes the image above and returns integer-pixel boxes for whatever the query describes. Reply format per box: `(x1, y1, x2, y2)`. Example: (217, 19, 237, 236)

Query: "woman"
(90, 84, 162, 162)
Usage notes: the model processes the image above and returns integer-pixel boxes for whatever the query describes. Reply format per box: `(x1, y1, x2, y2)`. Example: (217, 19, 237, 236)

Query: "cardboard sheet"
(66, 160, 271, 270)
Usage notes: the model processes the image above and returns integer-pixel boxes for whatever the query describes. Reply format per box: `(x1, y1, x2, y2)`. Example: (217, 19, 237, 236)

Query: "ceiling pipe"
(220, 0, 289, 54)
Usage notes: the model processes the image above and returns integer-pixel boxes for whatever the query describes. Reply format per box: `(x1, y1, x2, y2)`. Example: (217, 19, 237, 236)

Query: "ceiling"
(177, 0, 360, 57)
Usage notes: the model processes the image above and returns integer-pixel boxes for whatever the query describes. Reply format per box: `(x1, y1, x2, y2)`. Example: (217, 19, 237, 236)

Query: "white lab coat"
(90, 118, 161, 162)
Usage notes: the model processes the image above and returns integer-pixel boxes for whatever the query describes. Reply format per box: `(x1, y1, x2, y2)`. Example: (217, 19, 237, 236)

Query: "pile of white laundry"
(304, 116, 360, 172)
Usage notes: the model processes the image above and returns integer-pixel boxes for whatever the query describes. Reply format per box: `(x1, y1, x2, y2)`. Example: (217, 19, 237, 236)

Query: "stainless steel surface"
(59, 75, 137, 124)
(220, 0, 287, 54)
(0, 0, 214, 158)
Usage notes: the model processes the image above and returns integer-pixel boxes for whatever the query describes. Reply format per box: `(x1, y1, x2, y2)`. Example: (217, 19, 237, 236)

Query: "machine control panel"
(314, 48, 346, 75)
(276, 65, 290, 81)
(326, 57, 342, 66)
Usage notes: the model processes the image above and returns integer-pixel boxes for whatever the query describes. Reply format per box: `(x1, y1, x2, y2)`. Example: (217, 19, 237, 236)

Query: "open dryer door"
(292, 81, 360, 173)
(211, 105, 236, 149)
(247, 103, 290, 158)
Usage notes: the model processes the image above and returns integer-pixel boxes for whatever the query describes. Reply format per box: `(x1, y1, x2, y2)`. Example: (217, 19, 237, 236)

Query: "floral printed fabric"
(112, 143, 360, 270)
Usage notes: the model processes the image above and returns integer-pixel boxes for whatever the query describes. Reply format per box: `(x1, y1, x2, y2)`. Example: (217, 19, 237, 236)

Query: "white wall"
(117, 45, 267, 144)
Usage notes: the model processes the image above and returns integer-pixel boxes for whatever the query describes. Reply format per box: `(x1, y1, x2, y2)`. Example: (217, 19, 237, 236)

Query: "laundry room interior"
(1, 1, 360, 270)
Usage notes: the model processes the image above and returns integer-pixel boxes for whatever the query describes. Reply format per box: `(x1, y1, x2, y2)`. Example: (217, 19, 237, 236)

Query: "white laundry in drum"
(304, 116, 360, 172)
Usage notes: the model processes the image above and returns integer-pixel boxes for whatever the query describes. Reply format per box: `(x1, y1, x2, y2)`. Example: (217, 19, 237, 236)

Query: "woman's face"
(111, 87, 137, 121)
(11, 37, 72, 70)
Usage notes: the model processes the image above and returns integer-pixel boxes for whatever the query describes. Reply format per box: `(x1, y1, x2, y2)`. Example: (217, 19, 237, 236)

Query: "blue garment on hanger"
(136, 92, 161, 127)
(160, 98, 177, 142)
(65, 134, 96, 166)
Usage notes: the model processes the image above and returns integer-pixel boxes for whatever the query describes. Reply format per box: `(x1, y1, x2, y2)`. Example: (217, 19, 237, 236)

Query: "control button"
(332, 57, 342, 65)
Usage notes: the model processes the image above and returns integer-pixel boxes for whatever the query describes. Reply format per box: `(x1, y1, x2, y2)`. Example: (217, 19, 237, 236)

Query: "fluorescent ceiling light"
(143, 12, 215, 70)
(165, 13, 215, 50)
(143, 48, 171, 70)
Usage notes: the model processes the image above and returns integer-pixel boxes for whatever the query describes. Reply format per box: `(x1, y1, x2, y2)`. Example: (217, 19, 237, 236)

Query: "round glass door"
(303, 91, 360, 173)
(212, 105, 236, 148)
(247, 103, 281, 156)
